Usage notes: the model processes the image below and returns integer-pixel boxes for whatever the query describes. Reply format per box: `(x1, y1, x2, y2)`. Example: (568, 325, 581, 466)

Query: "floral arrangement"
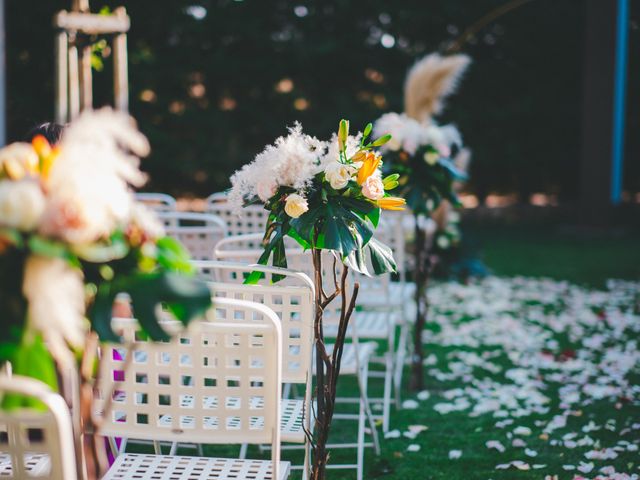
(0, 109, 210, 408)
(373, 112, 466, 216)
(230, 120, 404, 479)
(229, 119, 405, 277)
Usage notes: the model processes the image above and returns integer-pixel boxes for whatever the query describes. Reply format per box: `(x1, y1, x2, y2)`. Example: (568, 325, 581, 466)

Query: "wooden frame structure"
(53, 0, 130, 123)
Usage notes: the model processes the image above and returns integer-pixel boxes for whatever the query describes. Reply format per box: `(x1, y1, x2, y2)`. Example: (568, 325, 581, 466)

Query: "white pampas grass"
(404, 53, 471, 121)
(41, 108, 150, 244)
(228, 123, 325, 211)
(22, 255, 86, 369)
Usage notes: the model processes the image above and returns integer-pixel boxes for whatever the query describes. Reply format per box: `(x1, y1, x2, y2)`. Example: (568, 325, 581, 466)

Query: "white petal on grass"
(513, 426, 532, 436)
(408, 425, 429, 435)
(407, 444, 421, 452)
(577, 462, 594, 473)
(417, 390, 431, 401)
(402, 399, 419, 410)
(384, 429, 400, 439)
(524, 448, 538, 457)
(486, 440, 506, 453)
(448, 450, 462, 459)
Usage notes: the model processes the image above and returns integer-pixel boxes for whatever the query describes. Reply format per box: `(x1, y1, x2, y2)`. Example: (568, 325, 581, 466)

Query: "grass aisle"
(352, 277, 640, 480)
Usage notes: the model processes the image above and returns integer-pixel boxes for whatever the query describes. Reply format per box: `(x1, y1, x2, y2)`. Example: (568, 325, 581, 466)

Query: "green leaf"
(28, 235, 69, 259)
(365, 206, 380, 228)
(371, 134, 392, 147)
(156, 236, 194, 274)
(363, 122, 373, 139)
(366, 237, 397, 275)
(73, 236, 129, 263)
(322, 202, 357, 257)
(1, 334, 58, 411)
(90, 283, 120, 343)
(343, 233, 370, 276)
(89, 272, 212, 343)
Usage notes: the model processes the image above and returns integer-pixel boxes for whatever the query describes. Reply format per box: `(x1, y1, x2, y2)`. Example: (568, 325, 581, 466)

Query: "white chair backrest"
(157, 211, 228, 261)
(95, 297, 282, 453)
(206, 193, 269, 236)
(135, 193, 177, 213)
(213, 235, 348, 322)
(193, 261, 314, 384)
(0, 376, 77, 479)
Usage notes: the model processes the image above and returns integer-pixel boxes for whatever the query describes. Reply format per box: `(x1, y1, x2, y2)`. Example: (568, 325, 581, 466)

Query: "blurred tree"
(5, 0, 634, 201)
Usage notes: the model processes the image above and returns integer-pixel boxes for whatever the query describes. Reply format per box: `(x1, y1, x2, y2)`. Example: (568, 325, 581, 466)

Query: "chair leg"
(153, 441, 162, 454)
(357, 362, 380, 455)
(357, 392, 366, 480)
(394, 322, 409, 408)
(382, 350, 393, 433)
(169, 442, 178, 455)
(239, 443, 248, 459)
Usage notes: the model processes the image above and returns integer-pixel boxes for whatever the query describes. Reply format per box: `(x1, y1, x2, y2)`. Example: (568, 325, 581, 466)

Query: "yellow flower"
(377, 196, 406, 211)
(356, 152, 381, 185)
(32, 135, 59, 180)
(350, 150, 367, 163)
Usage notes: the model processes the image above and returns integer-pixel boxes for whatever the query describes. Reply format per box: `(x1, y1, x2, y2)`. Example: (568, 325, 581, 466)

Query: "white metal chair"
(96, 297, 289, 480)
(212, 235, 381, 480)
(135, 192, 177, 213)
(194, 261, 315, 476)
(157, 211, 228, 261)
(214, 234, 398, 434)
(0, 375, 78, 479)
(206, 192, 269, 236)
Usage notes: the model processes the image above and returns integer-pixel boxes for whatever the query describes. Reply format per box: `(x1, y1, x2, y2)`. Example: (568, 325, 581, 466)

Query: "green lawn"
(466, 223, 640, 287)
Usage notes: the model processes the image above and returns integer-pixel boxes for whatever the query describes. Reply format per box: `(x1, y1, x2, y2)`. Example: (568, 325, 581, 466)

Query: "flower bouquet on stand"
(0, 109, 211, 479)
(373, 53, 471, 391)
(229, 119, 404, 480)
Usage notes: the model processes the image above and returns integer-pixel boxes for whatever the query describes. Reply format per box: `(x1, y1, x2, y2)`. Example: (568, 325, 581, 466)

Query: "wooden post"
(54, 2, 131, 121)
(80, 44, 93, 111)
(112, 7, 128, 112)
(55, 30, 69, 123)
(68, 41, 81, 120)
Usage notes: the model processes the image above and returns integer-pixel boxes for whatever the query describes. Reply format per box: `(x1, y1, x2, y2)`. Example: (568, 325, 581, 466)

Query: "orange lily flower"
(356, 152, 381, 185)
(32, 135, 59, 179)
(377, 196, 406, 211)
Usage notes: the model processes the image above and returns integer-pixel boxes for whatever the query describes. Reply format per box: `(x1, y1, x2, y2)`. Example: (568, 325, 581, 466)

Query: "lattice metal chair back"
(157, 211, 227, 261)
(0, 376, 77, 479)
(135, 192, 178, 213)
(206, 193, 269, 236)
(194, 261, 314, 386)
(97, 297, 288, 480)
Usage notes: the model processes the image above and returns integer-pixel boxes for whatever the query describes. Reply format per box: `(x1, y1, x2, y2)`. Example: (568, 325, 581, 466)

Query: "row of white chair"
(1, 296, 289, 480)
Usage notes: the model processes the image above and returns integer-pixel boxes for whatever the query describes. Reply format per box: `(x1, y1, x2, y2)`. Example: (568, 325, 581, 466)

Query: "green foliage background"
(6, 0, 640, 200)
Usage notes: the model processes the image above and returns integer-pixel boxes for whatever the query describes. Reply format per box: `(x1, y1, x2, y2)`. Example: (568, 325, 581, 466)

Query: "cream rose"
(284, 193, 309, 218)
(0, 143, 39, 179)
(324, 162, 355, 190)
(256, 178, 278, 202)
(0, 179, 46, 231)
(361, 175, 385, 200)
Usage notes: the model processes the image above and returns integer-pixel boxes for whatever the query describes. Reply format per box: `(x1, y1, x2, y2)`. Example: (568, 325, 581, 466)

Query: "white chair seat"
(0, 453, 51, 477)
(155, 398, 307, 443)
(315, 342, 377, 375)
(323, 311, 400, 340)
(104, 453, 291, 480)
